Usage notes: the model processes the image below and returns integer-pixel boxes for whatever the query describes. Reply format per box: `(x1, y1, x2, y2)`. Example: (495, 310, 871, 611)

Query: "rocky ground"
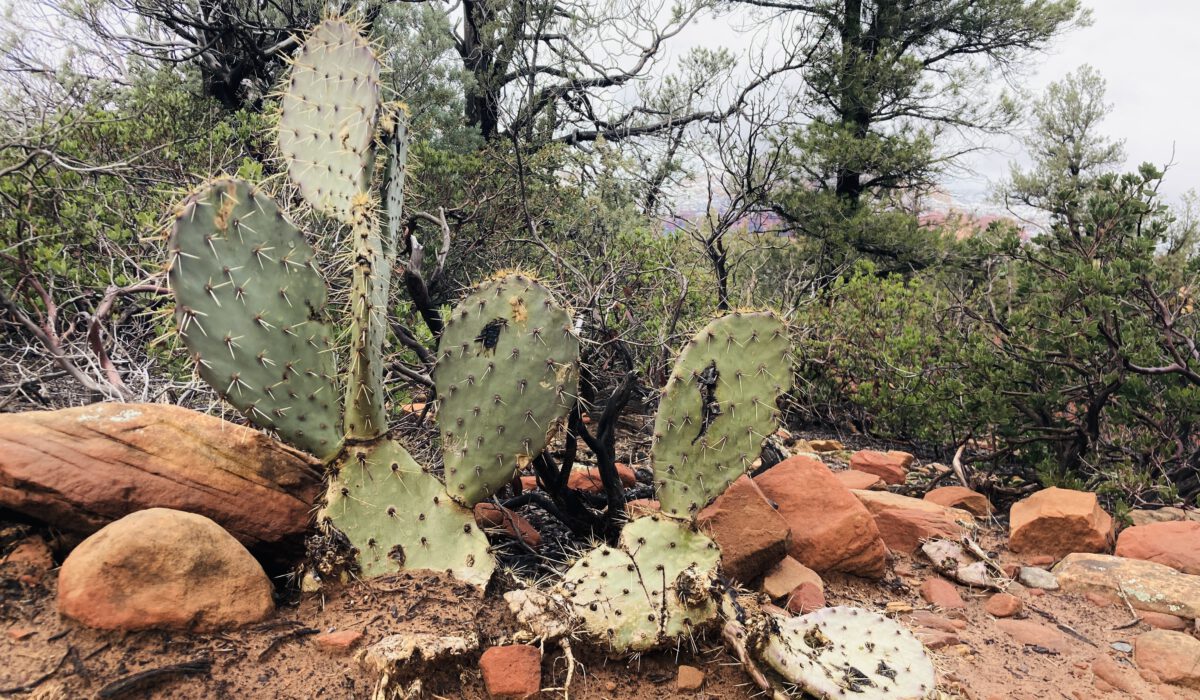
(4, 420, 1200, 699)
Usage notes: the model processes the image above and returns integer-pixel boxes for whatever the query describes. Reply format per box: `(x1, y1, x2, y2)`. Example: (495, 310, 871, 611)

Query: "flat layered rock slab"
(1054, 553, 1200, 619)
(0, 403, 322, 548)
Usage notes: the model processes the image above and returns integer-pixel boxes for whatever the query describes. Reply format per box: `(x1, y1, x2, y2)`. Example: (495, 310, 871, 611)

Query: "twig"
(257, 628, 318, 662)
(96, 658, 212, 699)
(0, 648, 71, 695)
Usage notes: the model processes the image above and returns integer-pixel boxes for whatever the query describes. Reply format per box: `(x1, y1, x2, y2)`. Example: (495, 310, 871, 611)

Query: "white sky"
(936, 0, 1200, 209)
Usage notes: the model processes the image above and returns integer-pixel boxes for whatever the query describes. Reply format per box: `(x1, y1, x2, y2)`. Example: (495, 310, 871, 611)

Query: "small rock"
(1018, 566, 1059, 591)
(1086, 592, 1115, 607)
(1129, 508, 1187, 527)
(1027, 555, 1056, 567)
(1, 536, 53, 571)
(806, 439, 844, 452)
(1008, 487, 1114, 559)
(1111, 641, 1133, 653)
(834, 470, 887, 490)
(1134, 630, 1200, 689)
(315, 630, 363, 654)
(985, 593, 1023, 618)
(567, 464, 637, 493)
(761, 556, 823, 600)
(849, 450, 913, 485)
(886, 601, 914, 615)
(57, 508, 273, 632)
(910, 610, 965, 633)
(924, 486, 993, 517)
(917, 630, 959, 649)
(785, 582, 825, 614)
(920, 577, 965, 609)
(697, 475, 790, 583)
(474, 504, 541, 548)
(480, 645, 542, 700)
(853, 490, 974, 555)
(753, 456, 887, 578)
(1092, 655, 1139, 694)
(6, 627, 34, 641)
(676, 665, 705, 692)
(1055, 553, 1200, 619)
(1141, 612, 1189, 631)
(996, 619, 1070, 653)
(1116, 521, 1200, 575)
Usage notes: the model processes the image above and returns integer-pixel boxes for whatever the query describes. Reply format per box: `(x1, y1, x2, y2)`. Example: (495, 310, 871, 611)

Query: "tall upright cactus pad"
(277, 17, 382, 224)
(555, 516, 720, 652)
(168, 177, 341, 461)
(434, 273, 579, 506)
(321, 439, 495, 586)
(652, 311, 791, 518)
(381, 108, 408, 261)
(759, 607, 935, 699)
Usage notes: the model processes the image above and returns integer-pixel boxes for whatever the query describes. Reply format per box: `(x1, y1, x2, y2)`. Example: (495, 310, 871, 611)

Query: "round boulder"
(58, 508, 274, 632)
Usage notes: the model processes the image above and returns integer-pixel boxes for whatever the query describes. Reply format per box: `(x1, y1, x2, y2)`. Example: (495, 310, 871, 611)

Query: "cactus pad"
(168, 177, 341, 461)
(381, 108, 408, 261)
(278, 17, 382, 224)
(653, 311, 791, 518)
(556, 516, 720, 652)
(434, 273, 579, 506)
(760, 606, 935, 700)
(321, 439, 495, 586)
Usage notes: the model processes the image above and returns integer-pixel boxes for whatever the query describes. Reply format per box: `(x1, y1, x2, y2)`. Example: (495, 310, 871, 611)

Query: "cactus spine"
(434, 273, 579, 506)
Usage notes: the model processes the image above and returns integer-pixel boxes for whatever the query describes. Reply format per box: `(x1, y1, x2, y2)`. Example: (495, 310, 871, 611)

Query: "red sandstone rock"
(849, 450, 914, 485)
(315, 629, 364, 654)
(851, 490, 973, 555)
(1116, 521, 1200, 575)
(57, 508, 273, 632)
(480, 645, 542, 699)
(1134, 630, 1200, 689)
(676, 665, 705, 692)
(996, 619, 1070, 653)
(753, 456, 887, 578)
(697, 475, 790, 583)
(0, 403, 320, 548)
(924, 486, 993, 517)
(762, 556, 824, 599)
(1009, 487, 1114, 560)
(984, 593, 1023, 618)
(835, 470, 887, 490)
(785, 582, 826, 614)
(920, 577, 965, 609)
(474, 503, 541, 548)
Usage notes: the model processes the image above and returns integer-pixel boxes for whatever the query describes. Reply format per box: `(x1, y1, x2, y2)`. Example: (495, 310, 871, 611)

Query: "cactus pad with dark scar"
(168, 177, 341, 461)
(433, 273, 579, 506)
(652, 311, 791, 518)
(320, 439, 495, 585)
(760, 606, 935, 700)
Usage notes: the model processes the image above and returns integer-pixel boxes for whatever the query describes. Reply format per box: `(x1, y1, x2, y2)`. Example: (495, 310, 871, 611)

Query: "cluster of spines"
(433, 272, 580, 506)
(651, 310, 791, 518)
(167, 177, 342, 461)
(276, 17, 383, 225)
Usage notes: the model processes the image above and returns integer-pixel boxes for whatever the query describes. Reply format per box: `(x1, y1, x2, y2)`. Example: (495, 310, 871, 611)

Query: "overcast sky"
(946, 0, 1200, 210)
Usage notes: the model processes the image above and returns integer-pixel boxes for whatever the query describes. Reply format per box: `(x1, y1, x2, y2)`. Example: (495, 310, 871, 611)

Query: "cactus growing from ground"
(433, 272, 579, 506)
(653, 310, 791, 518)
(167, 17, 509, 586)
(555, 516, 721, 652)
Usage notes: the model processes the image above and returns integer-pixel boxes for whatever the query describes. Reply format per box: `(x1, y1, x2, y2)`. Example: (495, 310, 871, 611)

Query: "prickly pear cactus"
(555, 516, 720, 652)
(321, 439, 495, 586)
(277, 17, 382, 225)
(168, 177, 341, 461)
(652, 311, 791, 518)
(434, 273, 579, 506)
(760, 606, 935, 700)
(380, 107, 408, 260)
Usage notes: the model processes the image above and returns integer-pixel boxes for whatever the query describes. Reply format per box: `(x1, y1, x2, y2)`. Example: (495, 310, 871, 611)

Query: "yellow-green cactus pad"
(556, 516, 720, 652)
(321, 439, 495, 586)
(653, 311, 791, 518)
